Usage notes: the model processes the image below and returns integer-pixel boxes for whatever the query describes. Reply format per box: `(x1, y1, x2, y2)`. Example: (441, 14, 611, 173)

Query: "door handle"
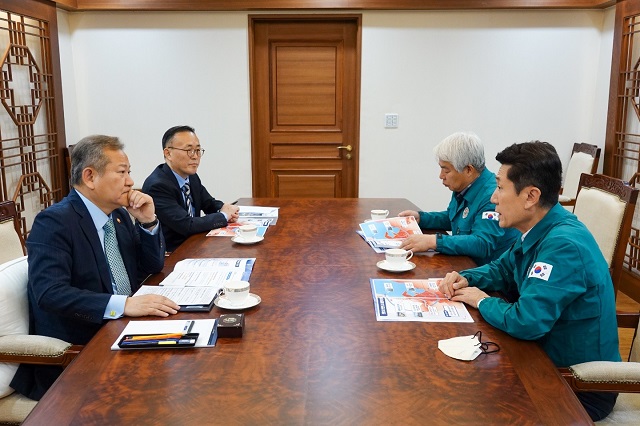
(337, 145, 353, 160)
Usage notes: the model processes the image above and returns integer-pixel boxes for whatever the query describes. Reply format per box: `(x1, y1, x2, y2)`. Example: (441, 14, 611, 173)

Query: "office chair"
(559, 143, 601, 210)
(0, 257, 81, 424)
(572, 173, 638, 298)
(0, 201, 25, 264)
(560, 311, 640, 424)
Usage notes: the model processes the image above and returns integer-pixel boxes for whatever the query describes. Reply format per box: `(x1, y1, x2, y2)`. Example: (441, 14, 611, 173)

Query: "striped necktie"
(103, 218, 132, 295)
(182, 182, 194, 217)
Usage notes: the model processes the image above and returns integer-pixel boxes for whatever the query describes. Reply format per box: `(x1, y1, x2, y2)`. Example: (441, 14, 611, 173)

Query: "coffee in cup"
(223, 280, 250, 306)
(371, 209, 389, 220)
(385, 248, 413, 265)
(238, 224, 258, 240)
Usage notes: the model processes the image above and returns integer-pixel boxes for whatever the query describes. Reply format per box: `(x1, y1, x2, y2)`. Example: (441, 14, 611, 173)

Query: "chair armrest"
(558, 195, 575, 206)
(0, 335, 82, 367)
(617, 311, 640, 329)
(559, 362, 640, 393)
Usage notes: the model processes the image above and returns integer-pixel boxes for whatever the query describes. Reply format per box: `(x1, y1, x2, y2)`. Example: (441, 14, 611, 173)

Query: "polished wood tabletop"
(23, 198, 592, 425)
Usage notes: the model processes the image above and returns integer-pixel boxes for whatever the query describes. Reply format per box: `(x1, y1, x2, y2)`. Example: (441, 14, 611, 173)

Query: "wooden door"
(249, 15, 361, 198)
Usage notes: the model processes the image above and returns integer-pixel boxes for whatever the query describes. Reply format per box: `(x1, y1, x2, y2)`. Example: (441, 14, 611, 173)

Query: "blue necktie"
(182, 183, 194, 217)
(103, 218, 131, 295)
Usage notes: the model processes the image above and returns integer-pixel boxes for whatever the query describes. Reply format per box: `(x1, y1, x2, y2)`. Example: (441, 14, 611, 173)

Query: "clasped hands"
(438, 272, 489, 309)
(221, 203, 240, 222)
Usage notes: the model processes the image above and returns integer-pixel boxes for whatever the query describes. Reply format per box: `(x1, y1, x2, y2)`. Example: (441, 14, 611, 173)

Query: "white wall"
(57, 8, 615, 211)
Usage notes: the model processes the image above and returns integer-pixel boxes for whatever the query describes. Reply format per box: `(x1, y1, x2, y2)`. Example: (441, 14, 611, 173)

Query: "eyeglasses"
(166, 147, 205, 157)
(473, 331, 500, 355)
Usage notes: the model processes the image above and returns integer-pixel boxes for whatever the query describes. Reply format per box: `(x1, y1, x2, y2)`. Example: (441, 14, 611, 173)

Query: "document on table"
(370, 278, 474, 323)
(160, 258, 255, 287)
(133, 285, 219, 311)
(111, 319, 218, 350)
(358, 216, 422, 251)
(237, 205, 279, 225)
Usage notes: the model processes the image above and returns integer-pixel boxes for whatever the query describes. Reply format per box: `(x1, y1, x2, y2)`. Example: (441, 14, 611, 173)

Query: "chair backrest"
(0, 256, 29, 398)
(561, 143, 601, 201)
(0, 201, 25, 264)
(573, 173, 638, 297)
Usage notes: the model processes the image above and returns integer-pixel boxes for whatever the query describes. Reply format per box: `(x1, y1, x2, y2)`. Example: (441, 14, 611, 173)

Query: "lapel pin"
(116, 218, 121, 224)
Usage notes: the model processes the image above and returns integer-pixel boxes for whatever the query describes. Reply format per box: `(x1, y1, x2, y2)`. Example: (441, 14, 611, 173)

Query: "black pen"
(207, 320, 218, 345)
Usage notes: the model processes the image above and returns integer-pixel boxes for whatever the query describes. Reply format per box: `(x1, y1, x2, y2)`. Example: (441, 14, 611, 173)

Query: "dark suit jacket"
(142, 163, 227, 251)
(10, 189, 165, 400)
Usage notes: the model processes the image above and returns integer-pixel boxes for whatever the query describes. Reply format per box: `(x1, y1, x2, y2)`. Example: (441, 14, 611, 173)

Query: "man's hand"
(221, 203, 240, 223)
(438, 271, 469, 299)
(398, 210, 420, 222)
(126, 190, 156, 223)
(400, 234, 436, 252)
(124, 294, 180, 317)
(450, 287, 490, 309)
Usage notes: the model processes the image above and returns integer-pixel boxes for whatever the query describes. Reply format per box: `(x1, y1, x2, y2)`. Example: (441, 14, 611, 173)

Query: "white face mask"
(438, 332, 500, 361)
(438, 334, 484, 361)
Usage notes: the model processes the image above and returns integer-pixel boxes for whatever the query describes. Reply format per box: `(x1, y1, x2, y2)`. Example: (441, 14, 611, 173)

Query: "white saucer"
(214, 293, 261, 310)
(376, 260, 416, 272)
(231, 235, 264, 245)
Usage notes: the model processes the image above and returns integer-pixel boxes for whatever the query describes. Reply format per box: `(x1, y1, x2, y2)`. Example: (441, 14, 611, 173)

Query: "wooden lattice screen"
(0, 8, 63, 241)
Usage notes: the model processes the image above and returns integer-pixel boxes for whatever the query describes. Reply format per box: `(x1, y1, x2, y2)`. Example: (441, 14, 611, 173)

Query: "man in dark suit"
(142, 125, 239, 252)
(10, 135, 181, 400)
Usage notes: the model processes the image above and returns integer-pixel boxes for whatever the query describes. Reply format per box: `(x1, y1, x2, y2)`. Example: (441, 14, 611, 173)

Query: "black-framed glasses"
(473, 331, 501, 355)
(166, 147, 205, 157)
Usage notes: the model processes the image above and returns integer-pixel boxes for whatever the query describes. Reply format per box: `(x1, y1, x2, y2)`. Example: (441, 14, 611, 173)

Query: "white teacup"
(237, 224, 258, 240)
(371, 209, 389, 220)
(222, 280, 251, 306)
(385, 248, 413, 265)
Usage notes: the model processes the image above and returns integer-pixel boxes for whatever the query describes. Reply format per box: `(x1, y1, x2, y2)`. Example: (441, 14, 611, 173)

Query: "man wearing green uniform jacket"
(438, 141, 620, 422)
(400, 132, 519, 266)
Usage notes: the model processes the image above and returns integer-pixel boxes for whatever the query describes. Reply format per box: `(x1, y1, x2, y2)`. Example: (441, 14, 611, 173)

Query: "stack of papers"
(237, 205, 279, 225)
(160, 258, 255, 287)
(358, 216, 422, 251)
(132, 258, 255, 311)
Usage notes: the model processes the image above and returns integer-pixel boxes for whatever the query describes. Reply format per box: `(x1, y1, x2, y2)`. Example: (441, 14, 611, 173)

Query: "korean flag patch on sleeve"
(482, 211, 499, 221)
(528, 262, 553, 281)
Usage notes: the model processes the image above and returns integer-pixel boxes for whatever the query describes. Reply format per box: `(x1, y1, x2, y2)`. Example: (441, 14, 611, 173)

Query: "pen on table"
(126, 333, 183, 341)
(120, 339, 181, 345)
(183, 320, 194, 334)
(207, 320, 218, 345)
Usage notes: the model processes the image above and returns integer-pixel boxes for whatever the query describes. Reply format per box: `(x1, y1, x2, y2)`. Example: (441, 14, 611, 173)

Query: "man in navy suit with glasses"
(142, 125, 239, 252)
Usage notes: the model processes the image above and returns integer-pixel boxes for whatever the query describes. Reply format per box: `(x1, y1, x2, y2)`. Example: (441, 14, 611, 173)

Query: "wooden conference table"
(23, 198, 592, 425)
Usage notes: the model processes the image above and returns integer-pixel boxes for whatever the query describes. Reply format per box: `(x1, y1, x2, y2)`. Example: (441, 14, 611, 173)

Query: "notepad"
(111, 319, 218, 350)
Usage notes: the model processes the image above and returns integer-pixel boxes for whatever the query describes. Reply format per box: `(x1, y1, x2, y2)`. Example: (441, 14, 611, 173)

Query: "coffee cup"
(222, 280, 251, 306)
(371, 209, 389, 220)
(237, 224, 258, 240)
(385, 248, 413, 265)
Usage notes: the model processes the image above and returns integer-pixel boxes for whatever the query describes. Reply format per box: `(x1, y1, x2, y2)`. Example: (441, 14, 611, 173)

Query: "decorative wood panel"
(606, 0, 640, 302)
(52, 0, 617, 12)
(0, 3, 65, 241)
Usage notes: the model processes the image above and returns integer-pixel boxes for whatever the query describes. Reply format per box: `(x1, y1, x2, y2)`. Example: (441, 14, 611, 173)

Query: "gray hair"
(70, 135, 124, 186)
(433, 132, 485, 173)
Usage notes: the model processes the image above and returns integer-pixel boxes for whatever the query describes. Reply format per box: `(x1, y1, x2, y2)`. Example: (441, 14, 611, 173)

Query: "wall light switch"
(385, 113, 399, 128)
